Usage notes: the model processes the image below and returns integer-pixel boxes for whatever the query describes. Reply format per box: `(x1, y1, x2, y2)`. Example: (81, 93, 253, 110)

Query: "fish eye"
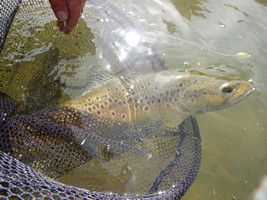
(222, 86, 234, 93)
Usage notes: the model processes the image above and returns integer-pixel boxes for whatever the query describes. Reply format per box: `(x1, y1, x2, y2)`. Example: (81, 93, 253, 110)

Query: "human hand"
(49, 0, 84, 34)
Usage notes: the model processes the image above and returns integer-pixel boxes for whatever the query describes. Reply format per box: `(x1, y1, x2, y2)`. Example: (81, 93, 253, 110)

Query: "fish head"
(182, 78, 253, 114)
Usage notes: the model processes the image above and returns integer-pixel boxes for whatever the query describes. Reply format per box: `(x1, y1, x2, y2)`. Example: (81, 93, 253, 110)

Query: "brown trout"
(64, 70, 253, 127)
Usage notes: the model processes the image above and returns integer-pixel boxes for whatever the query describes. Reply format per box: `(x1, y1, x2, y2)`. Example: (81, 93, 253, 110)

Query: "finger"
(49, 0, 69, 23)
(80, 0, 85, 14)
(65, 0, 84, 34)
(57, 21, 65, 32)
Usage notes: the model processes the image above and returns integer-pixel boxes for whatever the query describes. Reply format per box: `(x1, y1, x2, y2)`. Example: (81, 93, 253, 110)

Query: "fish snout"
(222, 81, 253, 105)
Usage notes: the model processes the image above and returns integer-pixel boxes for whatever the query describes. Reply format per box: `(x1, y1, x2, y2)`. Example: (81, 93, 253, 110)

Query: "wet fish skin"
(64, 70, 253, 127)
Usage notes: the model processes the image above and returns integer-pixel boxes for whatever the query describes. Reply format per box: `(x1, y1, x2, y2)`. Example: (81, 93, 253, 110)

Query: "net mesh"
(0, 0, 201, 199)
(0, 0, 21, 51)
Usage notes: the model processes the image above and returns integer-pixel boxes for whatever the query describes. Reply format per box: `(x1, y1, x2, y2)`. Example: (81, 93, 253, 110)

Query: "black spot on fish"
(97, 111, 101, 115)
(101, 105, 105, 109)
(155, 86, 158, 90)
(127, 97, 133, 103)
(179, 83, 183, 87)
(166, 104, 170, 108)
(143, 106, 150, 112)
(157, 98, 161, 103)
(166, 90, 169, 96)
(111, 111, 116, 116)
(121, 114, 126, 119)
(176, 89, 180, 93)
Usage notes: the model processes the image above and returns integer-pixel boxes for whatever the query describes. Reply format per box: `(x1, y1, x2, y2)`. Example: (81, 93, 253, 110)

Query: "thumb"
(49, 0, 69, 22)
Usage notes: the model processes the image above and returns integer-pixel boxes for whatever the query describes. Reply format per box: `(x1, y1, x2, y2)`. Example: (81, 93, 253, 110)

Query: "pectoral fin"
(159, 107, 187, 127)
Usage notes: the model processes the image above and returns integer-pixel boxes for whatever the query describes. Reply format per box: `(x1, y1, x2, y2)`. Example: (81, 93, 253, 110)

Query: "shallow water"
(0, 0, 267, 199)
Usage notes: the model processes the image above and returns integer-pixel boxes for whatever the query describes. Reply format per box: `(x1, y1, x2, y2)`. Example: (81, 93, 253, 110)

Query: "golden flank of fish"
(63, 70, 253, 127)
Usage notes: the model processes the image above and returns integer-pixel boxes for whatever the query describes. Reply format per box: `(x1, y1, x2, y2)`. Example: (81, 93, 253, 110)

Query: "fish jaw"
(227, 82, 254, 106)
(204, 80, 253, 112)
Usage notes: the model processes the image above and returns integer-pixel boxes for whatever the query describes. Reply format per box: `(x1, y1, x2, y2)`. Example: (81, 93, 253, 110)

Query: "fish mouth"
(231, 86, 255, 105)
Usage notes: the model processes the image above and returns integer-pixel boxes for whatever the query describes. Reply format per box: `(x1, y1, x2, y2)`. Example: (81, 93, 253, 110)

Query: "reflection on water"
(255, 0, 267, 7)
(171, 0, 208, 19)
(0, 0, 267, 199)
